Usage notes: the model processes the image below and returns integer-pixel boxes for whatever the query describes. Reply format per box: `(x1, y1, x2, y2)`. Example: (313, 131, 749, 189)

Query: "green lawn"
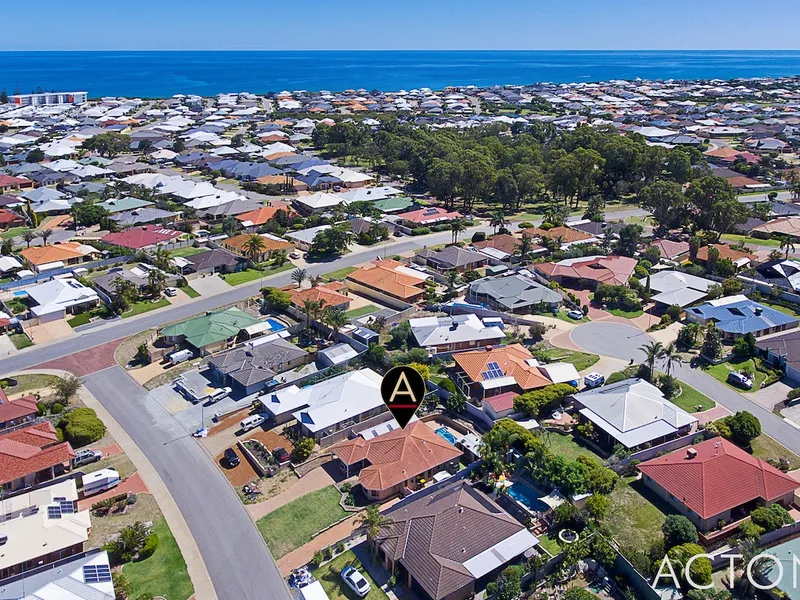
(223, 263, 294, 286)
(182, 285, 201, 298)
(67, 312, 92, 328)
(323, 266, 357, 281)
(555, 308, 590, 324)
(170, 246, 207, 258)
(759, 301, 800, 317)
(606, 306, 644, 319)
(704, 357, 766, 393)
(256, 486, 348, 559)
(720, 233, 782, 248)
(122, 519, 194, 600)
(536, 347, 600, 372)
(2, 373, 59, 392)
(750, 435, 800, 470)
(8, 333, 32, 349)
(0, 226, 29, 240)
(312, 550, 389, 600)
(544, 432, 604, 464)
(509, 212, 543, 222)
(121, 298, 170, 319)
(345, 305, 378, 320)
(605, 477, 670, 551)
(537, 534, 562, 557)
(671, 381, 716, 413)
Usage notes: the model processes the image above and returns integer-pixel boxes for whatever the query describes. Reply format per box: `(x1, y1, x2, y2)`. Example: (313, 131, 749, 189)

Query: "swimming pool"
(507, 482, 550, 513)
(265, 318, 286, 331)
(435, 426, 457, 444)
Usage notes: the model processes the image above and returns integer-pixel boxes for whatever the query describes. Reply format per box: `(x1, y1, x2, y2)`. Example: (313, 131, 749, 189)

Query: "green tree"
(262, 287, 290, 310)
(146, 269, 166, 298)
(639, 341, 664, 382)
(727, 410, 761, 446)
(659, 342, 683, 377)
(667, 542, 711, 587)
(685, 176, 748, 240)
(700, 323, 723, 360)
(640, 180, 685, 234)
(292, 437, 315, 462)
(72, 202, 110, 227)
(59, 407, 106, 446)
(443, 391, 467, 413)
(584, 493, 611, 522)
(112, 277, 139, 314)
(21, 229, 35, 248)
(54, 375, 82, 404)
(780, 234, 796, 259)
(614, 223, 643, 257)
(107, 521, 151, 563)
(662, 514, 699, 549)
(489, 210, 506, 234)
(26, 148, 45, 163)
(242, 234, 266, 261)
(450, 218, 466, 244)
(83, 132, 131, 158)
(291, 268, 307, 288)
(356, 504, 393, 543)
(39, 228, 52, 246)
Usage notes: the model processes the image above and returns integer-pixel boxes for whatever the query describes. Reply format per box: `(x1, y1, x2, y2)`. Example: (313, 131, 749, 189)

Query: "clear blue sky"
(4, 0, 799, 51)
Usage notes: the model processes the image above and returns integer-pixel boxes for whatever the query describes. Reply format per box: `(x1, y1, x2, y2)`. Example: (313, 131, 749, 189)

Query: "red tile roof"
(0, 175, 32, 187)
(100, 225, 182, 249)
(397, 207, 462, 225)
(0, 422, 75, 485)
(0, 394, 38, 424)
(638, 437, 799, 520)
(454, 344, 552, 391)
(330, 421, 462, 494)
(649, 239, 690, 261)
(0, 209, 25, 225)
(482, 391, 518, 414)
(537, 255, 638, 287)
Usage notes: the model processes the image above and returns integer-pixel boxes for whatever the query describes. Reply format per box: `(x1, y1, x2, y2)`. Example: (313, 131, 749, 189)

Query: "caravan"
(82, 468, 120, 497)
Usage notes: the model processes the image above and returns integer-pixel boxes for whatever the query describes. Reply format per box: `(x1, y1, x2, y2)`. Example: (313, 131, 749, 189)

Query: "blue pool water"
(265, 318, 286, 331)
(507, 482, 550, 513)
(435, 427, 457, 445)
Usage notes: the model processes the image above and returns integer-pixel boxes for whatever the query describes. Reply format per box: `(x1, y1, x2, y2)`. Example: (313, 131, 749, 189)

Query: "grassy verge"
(720, 233, 781, 248)
(256, 486, 348, 559)
(323, 266, 357, 281)
(759, 301, 800, 317)
(182, 285, 201, 298)
(671, 381, 716, 413)
(170, 246, 207, 258)
(121, 298, 170, 319)
(67, 313, 92, 328)
(544, 432, 604, 464)
(555, 308, 590, 324)
(223, 263, 294, 286)
(9, 332, 32, 349)
(605, 477, 669, 551)
(704, 357, 766, 393)
(345, 305, 378, 320)
(1, 373, 60, 392)
(313, 549, 389, 600)
(607, 307, 644, 319)
(535, 346, 599, 372)
(0, 226, 29, 240)
(750, 435, 800, 470)
(122, 518, 194, 600)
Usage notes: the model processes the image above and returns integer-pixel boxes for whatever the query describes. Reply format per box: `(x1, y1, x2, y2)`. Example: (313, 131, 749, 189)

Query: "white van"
(82, 468, 120, 497)
(168, 349, 193, 365)
(240, 414, 266, 432)
(208, 387, 232, 404)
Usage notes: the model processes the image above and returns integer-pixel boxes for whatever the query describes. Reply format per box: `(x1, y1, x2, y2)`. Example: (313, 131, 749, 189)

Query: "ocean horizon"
(2, 50, 800, 99)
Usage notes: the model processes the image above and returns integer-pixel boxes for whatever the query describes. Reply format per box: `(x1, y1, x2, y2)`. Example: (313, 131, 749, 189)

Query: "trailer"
(82, 468, 120, 497)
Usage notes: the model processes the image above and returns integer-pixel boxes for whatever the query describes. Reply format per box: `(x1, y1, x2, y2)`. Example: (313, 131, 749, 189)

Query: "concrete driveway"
(84, 366, 290, 600)
(189, 274, 231, 296)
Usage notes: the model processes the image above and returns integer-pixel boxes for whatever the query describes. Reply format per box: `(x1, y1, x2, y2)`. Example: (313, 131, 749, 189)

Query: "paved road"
(84, 367, 288, 600)
(570, 321, 800, 456)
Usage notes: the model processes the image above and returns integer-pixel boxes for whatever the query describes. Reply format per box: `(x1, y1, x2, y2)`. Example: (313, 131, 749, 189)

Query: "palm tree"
(291, 268, 307, 289)
(445, 269, 459, 294)
(489, 210, 506, 235)
(450, 218, 466, 244)
(272, 250, 288, 266)
(780, 235, 796, 259)
(302, 298, 325, 329)
(515, 235, 533, 265)
(21, 229, 35, 248)
(39, 228, 52, 246)
(309, 275, 323, 288)
(147, 269, 166, 298)
(639, 341, 664, 382)
(242, 234, 266, 262)
(659, 342, 683, 377)
(323, 307, 348, 340)
(356, 505, 393, 545)
(153, 246, 172, 271)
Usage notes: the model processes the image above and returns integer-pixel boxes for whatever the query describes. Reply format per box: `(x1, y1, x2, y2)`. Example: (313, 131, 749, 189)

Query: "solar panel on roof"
(83, 564, 112, 584)
(481, 361, 504, 380)
(47, 506, 62, 519)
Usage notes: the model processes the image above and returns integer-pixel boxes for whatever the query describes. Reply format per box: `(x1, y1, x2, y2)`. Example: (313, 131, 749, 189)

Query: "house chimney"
(686, 448, 697, 459)
(486, 346, 493, 352)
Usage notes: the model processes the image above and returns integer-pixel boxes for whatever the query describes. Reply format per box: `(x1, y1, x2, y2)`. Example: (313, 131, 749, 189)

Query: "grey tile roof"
(208, 338, 306, 388)
(468, 274, 562, 310)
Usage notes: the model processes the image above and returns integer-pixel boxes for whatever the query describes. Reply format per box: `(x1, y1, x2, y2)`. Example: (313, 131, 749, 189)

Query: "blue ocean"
(1, 50, 799, 98)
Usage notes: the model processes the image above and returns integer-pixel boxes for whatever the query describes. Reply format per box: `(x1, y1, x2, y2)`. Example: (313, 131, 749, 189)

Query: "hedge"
(59, 407, 106, 447)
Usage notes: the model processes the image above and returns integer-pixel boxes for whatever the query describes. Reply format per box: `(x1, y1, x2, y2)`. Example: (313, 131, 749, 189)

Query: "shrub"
(727, 411, 761, 446)
(662, 515, 699, 549)
(666, 304, 682, 321)
(787, 387, 800, 402)
(409, 362, 430, 381)
(411, 227, 431, 236)
(750, 504, 792, 533)
(518, 221, 534, 229)
(138, 533, 159, 561)
(438, 378, 457, 394)
(51, 402, 65, 414)
(738, 520, 765, 541)
(323, 546, 333, 560)
(528, 322, 547, 340)
(340, 482, 353, 493)
(471, 231, 486, 243)
(667, 543, 711, 586)
(336, 541, 346, 554)
(312, 550, 324, 567)
(59, 408, 106, 447)
(659, 374, 679, 399)
(564, 590, 598, 600)
(292, 437, 315, 463)
(513, 383, 575, 417)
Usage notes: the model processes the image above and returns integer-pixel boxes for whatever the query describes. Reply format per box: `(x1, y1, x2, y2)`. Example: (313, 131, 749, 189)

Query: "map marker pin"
(380, 365, 426, 428)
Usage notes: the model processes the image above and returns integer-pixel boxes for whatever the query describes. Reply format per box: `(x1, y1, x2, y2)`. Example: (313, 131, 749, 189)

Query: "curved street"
(569, 322, 800, 456)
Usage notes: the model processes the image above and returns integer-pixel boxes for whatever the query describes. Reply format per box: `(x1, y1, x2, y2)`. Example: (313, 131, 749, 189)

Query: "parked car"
(73, 448, 102, 467)
(273, 446, 291, 465)
(341, 566, 371, 598)
(208, 386, 232, 404)
(567, 309, 584, 320)
(727, 371, 754, 390)
(164, 287, 178, 297)
(289, 251, 300, 259)
(240, 414, 266, 432)
(224, 448, 240, 468)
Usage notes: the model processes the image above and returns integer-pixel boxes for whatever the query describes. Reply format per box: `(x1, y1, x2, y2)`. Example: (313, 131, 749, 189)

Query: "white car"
(567, 309, 584, 320)
(341, 566, 371, 598)
(164, 287, 178, 297)
(289, 251, 301, 259)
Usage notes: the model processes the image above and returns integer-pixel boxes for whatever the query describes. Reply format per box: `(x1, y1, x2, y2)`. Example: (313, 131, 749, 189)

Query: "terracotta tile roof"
(0, 175, 32, 187)
(650, 239, 690, 260)
(523, 226, 594, 244)
(751, 217, 800, 238)
(223, 233, 293, 254)
(19, 242, 96, 266)
(101, 225, 182, 249)
(536, 255, 638, 286)
(638, 437, 799, 520)
(397, 207, 462, 225)
(288, 283, 352, 310)
(696, 244, 756, 263)
(0, 422, 75, 485)
(0, 209, 25, 225)
(472, 234, 523, 256)
(0, 394, 38, 424)
(347, 259, 426, 300)
(234, 205, 293, 226)
(331, 421, 462, 494)
(454, 344, 551, 390)
(377, 481, 527, 600)
(704, 147, 741, 159)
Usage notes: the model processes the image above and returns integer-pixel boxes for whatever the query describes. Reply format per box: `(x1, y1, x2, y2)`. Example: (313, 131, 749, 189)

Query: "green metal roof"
(371, 196, 416, 213)
(98, 196, 155, 214)
(161, 307, 261, 349)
